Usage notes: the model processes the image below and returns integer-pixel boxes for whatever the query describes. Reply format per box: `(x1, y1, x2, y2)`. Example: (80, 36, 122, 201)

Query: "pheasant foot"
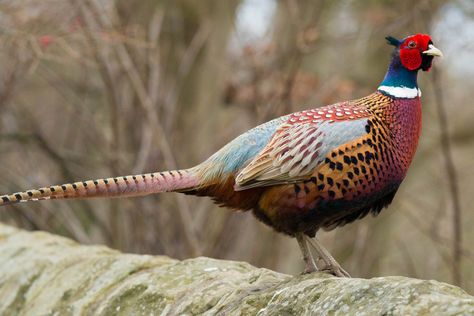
(305, 235, 351, 278)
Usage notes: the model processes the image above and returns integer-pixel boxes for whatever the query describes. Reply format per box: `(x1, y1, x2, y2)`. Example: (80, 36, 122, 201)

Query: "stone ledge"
(0, 223, 472, 315)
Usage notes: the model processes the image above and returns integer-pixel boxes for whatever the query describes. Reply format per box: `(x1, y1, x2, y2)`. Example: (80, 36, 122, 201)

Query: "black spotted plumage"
(0, 33, 443, 277)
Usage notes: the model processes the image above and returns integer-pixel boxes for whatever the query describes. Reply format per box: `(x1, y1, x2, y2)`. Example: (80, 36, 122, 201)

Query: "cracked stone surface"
(0, 223, 473, 315)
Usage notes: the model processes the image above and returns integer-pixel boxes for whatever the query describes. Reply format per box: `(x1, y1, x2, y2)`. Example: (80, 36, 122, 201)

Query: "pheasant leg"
(295, 232, 319, 273)
(305, 235, 351, 278)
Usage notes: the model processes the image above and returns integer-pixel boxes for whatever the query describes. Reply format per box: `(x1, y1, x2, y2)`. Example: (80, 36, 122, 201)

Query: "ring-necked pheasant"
(0, 34, 443, 277)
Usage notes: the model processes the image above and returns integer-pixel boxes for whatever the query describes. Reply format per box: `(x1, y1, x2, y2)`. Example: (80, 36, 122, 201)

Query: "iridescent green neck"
(377, 55, 420, 98)
(379, 57, 418, 89)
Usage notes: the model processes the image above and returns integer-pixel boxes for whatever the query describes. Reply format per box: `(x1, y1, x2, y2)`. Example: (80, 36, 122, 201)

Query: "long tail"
(0, 169, 200, 206)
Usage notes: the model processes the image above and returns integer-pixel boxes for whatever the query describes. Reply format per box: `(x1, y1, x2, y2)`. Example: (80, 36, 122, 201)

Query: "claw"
(321, 264, 351, 278)
(301, 263, 318, 274)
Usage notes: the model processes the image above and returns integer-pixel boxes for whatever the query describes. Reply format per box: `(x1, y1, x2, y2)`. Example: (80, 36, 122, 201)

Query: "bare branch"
(430, 67, 463, 287)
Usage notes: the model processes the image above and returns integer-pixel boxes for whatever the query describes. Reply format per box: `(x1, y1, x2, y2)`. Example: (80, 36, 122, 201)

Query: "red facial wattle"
(399, 34, 433, 71)
(400, 49, 422, 70)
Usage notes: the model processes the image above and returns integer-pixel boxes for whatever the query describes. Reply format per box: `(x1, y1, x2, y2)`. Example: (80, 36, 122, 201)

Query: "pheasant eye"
(408, 41, 416, 48)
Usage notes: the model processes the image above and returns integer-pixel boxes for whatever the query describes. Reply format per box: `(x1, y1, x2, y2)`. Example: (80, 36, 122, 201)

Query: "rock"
(0, 223, 472, 315)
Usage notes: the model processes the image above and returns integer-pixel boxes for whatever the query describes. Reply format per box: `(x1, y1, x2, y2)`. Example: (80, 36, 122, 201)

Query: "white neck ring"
(378, 86, 421, 98)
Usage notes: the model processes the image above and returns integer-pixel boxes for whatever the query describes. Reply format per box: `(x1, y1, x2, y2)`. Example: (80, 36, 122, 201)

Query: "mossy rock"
(0, 223, 472, 315)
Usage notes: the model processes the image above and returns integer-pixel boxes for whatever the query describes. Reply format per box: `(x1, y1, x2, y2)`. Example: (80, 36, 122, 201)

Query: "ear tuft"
(385, 36, 401, 47)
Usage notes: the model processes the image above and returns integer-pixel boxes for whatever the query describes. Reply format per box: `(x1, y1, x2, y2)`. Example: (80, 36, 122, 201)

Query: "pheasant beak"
(423, 44, 443, 58)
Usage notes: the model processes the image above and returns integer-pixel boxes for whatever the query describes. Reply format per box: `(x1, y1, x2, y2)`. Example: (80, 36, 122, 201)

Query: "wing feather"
(235, 115, 370, 190)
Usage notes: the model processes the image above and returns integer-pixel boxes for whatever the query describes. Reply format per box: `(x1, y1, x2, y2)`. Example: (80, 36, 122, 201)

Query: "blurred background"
(0, 0, 473, 292)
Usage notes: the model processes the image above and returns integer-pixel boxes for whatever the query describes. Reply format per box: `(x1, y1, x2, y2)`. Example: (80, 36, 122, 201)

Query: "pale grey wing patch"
(197, 115, 289, 185)
(235, 118, 369, 190)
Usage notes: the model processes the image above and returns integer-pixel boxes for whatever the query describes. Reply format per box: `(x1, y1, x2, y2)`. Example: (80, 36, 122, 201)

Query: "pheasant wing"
(235, 106, 370, 190)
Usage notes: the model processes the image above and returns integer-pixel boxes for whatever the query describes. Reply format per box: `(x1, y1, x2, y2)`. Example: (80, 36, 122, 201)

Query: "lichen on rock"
(0, 223, 472, 315)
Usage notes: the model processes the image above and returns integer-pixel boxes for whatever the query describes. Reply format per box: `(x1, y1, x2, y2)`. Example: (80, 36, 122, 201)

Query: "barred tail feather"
(0, 169, 199, 206)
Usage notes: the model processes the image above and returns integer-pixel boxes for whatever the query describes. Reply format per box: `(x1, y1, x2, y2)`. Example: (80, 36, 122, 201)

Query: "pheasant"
(0, 34, 442, 277)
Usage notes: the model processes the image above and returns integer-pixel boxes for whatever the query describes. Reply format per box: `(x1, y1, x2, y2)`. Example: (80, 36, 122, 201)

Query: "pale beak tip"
(423, 44, 444, 58)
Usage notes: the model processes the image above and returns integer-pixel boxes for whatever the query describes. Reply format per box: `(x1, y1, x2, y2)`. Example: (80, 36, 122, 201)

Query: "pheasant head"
(379, 34, 443, 98)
